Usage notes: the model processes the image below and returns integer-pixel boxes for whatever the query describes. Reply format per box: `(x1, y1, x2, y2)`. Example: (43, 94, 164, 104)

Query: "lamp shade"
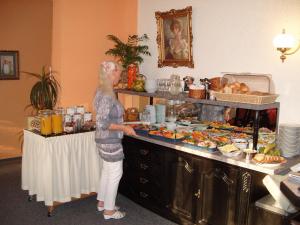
(273, 30, 296, 48)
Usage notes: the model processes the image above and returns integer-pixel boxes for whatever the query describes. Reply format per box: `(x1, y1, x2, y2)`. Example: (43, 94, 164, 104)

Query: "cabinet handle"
(184, 160, 194, 173)
(194, 189, 201, 199)
(140, 163, 148, 170)
(139, 192, 148, 198)
(215, 168, 233, 184)
(222, 172, 233, 185)
(139, 177, 149, 184)
(139, 149, 149, 155)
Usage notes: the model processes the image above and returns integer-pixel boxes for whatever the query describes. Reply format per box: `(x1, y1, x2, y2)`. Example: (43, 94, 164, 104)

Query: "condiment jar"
(76, 106, 85, 114)
(83, 112, 92, 123)
(52, 109, 64, 134)
(39, 109, 53, 136)
(73, 113, 83, 132)
(66, 106, 76, 116)
(64, 114, 73, 133)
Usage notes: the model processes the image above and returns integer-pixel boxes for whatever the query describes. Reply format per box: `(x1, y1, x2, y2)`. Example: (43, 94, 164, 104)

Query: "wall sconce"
(273, 29, 300, 62)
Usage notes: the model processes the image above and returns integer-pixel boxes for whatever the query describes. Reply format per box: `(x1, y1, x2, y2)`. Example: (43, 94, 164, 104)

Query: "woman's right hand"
(123, 125, 137, 136)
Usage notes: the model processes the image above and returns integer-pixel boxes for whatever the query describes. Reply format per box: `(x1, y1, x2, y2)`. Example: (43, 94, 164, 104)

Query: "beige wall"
(138, 0, 300, 124)
(52, 0, 138, 111)
(0, 0, 53, 155)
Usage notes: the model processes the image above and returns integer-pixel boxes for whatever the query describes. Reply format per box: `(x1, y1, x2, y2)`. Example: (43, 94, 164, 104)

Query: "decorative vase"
(127, 64, 138, 89)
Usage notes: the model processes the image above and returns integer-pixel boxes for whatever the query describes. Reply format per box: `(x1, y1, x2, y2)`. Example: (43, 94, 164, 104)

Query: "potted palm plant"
(105, 34, 151, 89)
(23, 66, 60, 113)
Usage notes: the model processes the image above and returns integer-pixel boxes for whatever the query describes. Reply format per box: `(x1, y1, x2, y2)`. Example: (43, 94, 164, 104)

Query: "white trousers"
(97, 160, 123, 210)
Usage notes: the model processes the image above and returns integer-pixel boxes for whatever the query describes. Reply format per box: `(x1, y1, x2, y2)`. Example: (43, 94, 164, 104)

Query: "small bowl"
(166, 122, 176, 131)
(243, 149, 257, 161)
(221, 150, 242, 158)
(233, 142, 248, 150)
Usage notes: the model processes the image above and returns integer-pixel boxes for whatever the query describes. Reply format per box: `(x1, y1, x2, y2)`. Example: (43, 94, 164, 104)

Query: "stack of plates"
(277, 124, 300, 158)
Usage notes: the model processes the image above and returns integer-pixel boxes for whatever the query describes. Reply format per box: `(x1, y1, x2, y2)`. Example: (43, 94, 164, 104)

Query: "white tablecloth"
(22, 130, 102, 206)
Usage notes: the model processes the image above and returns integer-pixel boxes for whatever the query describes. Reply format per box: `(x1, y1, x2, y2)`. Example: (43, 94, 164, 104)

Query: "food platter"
(182, 139, 217, 152)
(148, 130, 185, 143)
(217, 144, 242, 157)
(252, 160, 285, 168)
(252, 153, 287, 167)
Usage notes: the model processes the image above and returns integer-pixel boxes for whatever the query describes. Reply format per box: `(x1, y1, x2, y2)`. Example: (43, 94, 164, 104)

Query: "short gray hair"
(98, 61, 121, 97)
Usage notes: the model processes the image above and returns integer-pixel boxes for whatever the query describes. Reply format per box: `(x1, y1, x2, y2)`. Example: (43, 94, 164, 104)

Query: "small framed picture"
(0, 51, 19, 80)
(155, 6, 194, 68)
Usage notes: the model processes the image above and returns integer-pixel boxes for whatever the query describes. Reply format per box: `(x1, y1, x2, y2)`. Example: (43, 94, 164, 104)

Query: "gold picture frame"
(155, 6, 194, 68)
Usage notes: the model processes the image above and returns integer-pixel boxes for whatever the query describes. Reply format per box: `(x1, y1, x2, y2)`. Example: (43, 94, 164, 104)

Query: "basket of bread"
(125, 107, 139, 121)
(210, 73, 279, 104)
(213, 81, 278, 104)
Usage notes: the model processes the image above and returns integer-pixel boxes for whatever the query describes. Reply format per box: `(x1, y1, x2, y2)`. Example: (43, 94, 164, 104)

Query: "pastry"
(253, 153, 286, 163)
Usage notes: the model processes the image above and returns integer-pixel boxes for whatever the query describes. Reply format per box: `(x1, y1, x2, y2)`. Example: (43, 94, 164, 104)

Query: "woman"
(166, 19, 189, 60)
(94, 61, 136, 220)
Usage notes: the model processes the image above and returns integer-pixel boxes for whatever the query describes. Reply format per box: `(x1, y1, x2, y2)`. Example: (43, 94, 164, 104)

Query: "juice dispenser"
(39, 109, 52, 136)
(52, 109, 64, 134)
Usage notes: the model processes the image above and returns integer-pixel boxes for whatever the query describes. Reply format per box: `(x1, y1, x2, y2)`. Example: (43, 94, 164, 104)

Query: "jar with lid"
(52, 108, 64, 134)
(73, 113, 83, 132)
(39, 109, 53, 136)
(166, 100, 177, 122)
(169, 74, 181, 95)
(64, 114, 73, 133)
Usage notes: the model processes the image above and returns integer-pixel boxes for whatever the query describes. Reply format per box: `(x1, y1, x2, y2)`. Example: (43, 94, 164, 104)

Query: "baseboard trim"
(0, 156, 22, 163)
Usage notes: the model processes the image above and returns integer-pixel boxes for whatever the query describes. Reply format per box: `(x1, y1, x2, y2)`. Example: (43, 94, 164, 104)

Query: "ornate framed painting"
(155, 6, 194, 68)
(0, 50, 19, 80)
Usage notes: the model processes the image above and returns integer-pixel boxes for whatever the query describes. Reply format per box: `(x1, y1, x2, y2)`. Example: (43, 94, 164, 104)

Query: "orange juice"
(39, 109, 53, 135)
(40, 116, 52, 135)
(52, 114, 63, 134)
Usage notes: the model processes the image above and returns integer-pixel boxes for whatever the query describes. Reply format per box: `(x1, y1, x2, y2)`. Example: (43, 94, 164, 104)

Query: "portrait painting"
(155, 6, 194, 68)
(0, 51, 19, 80)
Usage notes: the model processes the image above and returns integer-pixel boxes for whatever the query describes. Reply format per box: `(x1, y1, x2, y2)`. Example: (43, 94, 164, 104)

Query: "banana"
(263, 142, 276, 154)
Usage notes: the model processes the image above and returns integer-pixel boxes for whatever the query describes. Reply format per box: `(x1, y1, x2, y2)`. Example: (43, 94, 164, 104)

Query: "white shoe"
(103, 210, 126, 220)
(97, 205, 120, 212)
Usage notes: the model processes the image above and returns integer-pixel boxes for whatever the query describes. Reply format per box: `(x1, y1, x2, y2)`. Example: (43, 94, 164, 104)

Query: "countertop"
(127, 134, 300, 175)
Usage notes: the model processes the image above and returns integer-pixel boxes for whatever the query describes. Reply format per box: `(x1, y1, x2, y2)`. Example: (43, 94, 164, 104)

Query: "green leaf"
(105, 34, 151, 68)
(25, 66, 60, 111)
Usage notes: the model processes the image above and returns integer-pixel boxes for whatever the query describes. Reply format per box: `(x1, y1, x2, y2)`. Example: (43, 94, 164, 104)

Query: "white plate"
(254, 162, 283, 168)
(219, 150, 242, 157)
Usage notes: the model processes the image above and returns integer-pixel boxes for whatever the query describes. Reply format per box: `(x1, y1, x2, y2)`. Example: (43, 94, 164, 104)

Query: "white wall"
(138, 0, 300, 123)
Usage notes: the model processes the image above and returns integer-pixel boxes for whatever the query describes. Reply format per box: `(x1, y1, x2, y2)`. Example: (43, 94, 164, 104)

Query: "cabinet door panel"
(166, 153, 196, 223)
(197, 161, 238, 225)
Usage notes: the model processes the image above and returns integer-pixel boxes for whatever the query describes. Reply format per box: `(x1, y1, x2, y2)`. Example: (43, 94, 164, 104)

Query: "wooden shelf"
(114, 89, 280, 110)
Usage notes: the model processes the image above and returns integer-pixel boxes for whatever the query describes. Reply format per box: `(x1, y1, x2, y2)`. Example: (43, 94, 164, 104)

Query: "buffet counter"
(130, 134, 300, 175)
(21, 130, 102, 210)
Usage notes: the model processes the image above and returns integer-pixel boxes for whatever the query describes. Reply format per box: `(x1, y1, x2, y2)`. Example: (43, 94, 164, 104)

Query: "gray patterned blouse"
(94, 89, 124, 162)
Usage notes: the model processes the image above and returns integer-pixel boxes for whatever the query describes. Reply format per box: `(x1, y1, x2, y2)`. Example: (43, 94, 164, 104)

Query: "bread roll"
(254, 153, 265, 162)
(223, 86, 232, 94)
(229, 84, 236, 89)
(232, 87, 239, 93)
(233, 81, 241, 88)
(240, 83, 249, 93)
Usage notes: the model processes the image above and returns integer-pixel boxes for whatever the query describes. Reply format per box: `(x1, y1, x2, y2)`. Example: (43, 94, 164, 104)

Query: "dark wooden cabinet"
(120, 137, 166, 208)
(120, 137, 284, 225)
